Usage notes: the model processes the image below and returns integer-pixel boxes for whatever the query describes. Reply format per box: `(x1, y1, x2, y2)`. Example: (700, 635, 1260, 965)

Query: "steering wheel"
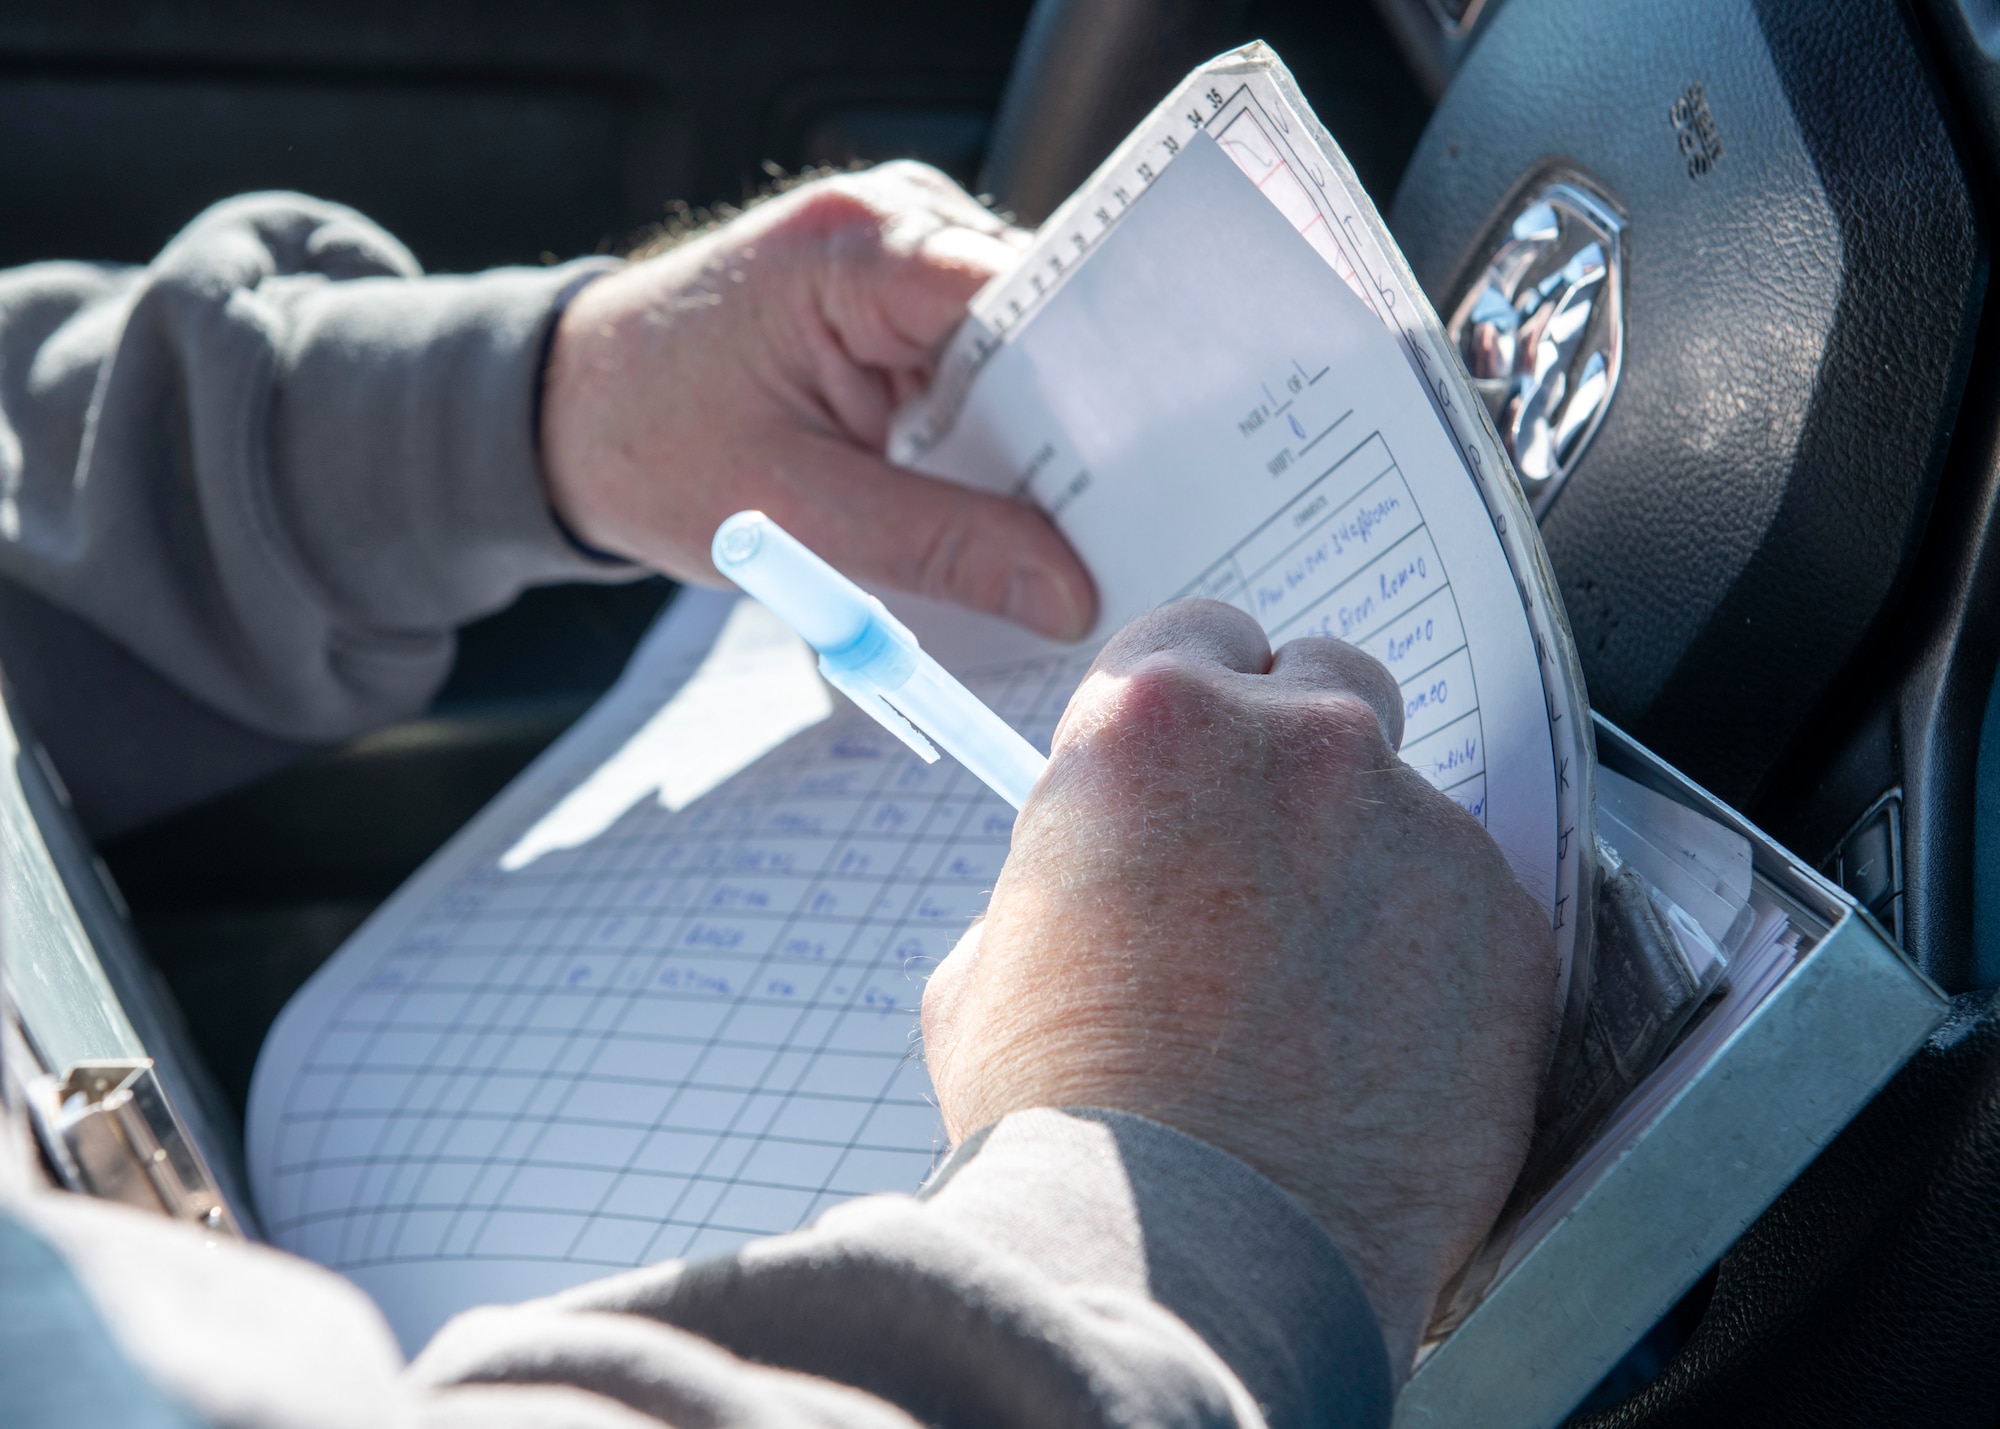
(984, 0, 2000, 1423)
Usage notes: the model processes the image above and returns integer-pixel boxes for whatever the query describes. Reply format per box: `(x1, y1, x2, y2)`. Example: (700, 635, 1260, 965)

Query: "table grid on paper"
(264, 653, 1085, 1272)
(1210, 103, 1380, 318)
(1176, 427, 1490, 821)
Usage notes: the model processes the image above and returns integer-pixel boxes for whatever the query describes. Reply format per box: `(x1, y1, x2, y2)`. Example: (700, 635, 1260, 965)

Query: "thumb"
(737, 432, 1098, 641)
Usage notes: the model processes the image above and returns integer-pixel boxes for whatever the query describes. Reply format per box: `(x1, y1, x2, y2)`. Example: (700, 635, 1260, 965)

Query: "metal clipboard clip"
(25, 1056, 241, 1235)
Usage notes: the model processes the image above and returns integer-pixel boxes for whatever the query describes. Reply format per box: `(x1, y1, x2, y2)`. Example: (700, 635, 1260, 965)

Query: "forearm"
(0, 193, 627, 748)
(413, 1109, 1391, 1429)
(15, 1105, 1387, 1428)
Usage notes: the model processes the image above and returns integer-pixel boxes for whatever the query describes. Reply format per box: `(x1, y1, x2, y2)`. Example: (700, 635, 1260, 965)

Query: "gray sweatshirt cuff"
(923, 1108, 1394, 1428)
(417, 1107, 1390, 1429)
(266, 255, 630, 632)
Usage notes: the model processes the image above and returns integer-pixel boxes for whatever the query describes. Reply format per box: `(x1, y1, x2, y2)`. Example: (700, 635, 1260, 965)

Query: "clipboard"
(1395, 714, 1947, 1426)
(0, 687, 253, 1236)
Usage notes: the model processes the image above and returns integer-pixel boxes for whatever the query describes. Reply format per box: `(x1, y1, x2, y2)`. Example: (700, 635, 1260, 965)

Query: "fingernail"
(1004, 567, 1084, 639)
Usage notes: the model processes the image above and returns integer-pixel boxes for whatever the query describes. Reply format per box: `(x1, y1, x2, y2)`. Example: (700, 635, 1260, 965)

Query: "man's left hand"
(539, 162, 1097, 641)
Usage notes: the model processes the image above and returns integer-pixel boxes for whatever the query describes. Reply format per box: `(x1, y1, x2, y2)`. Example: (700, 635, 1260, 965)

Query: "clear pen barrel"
(888, 652, 1046, 810)
(711, 511, 875, 653)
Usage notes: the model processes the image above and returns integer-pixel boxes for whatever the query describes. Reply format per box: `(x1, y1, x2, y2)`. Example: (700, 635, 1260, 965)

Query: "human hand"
(921, 601, 1559, 1375)
(540, 162, 1097, 640)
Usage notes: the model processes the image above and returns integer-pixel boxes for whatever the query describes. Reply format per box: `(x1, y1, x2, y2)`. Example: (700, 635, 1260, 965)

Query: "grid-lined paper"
(250, 595, 1090, 1348)
(1176, 429, 1489, 824)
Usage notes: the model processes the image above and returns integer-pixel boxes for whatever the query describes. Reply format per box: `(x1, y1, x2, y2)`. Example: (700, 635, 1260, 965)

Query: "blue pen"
(711, 511, 1049, 809)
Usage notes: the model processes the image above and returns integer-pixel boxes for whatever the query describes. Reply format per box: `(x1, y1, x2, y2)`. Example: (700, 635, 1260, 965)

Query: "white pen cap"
(711, 511, 878, 654)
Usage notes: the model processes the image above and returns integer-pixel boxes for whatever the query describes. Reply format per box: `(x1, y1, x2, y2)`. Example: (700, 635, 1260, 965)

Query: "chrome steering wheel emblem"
(1446, 180, 1626, 515)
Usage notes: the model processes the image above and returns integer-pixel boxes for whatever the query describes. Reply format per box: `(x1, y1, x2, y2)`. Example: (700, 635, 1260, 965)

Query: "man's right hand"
(921, 600, 1559, 1377)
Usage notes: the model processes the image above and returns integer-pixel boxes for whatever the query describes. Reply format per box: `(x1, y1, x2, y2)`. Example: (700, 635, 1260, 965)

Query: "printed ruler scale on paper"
(904, 82, 1423, 458)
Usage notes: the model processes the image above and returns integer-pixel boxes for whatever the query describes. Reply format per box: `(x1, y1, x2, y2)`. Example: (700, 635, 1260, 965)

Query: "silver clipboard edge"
(1394, 716, 1948, 1427)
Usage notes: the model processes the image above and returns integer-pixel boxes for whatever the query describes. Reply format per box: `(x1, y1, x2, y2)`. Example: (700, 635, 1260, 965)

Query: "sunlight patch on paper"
(500, 600, 831, 870)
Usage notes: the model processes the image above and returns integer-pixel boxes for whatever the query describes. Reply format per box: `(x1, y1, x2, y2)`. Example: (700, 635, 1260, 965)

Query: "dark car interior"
(13, 0, 2000, 1421)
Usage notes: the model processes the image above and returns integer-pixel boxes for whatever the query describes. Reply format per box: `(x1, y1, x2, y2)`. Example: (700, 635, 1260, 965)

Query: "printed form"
(247, 65, 1578, 1351)
(903, 130, 1551, 845)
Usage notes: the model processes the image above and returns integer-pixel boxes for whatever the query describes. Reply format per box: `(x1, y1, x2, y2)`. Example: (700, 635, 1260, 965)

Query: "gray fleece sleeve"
(411, 1108, 1392, 1429)
(0, 192, 628, 746)
(18, 1106, 1388, 1428)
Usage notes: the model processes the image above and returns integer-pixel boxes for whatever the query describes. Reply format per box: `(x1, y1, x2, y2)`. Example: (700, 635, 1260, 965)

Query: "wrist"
(931, 981, 1443, 1376)
(537, 265, 646, 560)
(925, 1107, 1397, 1420)
(534, 266, 627, 562)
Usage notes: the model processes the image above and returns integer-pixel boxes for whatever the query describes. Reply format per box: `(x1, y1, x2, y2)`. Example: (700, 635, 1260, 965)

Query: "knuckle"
(771, 181, 887, 245)
(1347, 649, 1400, 705)
(1097, 655, 1225, 747)
(870, 157, 951, 189)
(1157, 595, 1258, 637)
(1299, 692, 1396, 770)
(1104, 598, 1261, 667)
(783, 161, 960, 234)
